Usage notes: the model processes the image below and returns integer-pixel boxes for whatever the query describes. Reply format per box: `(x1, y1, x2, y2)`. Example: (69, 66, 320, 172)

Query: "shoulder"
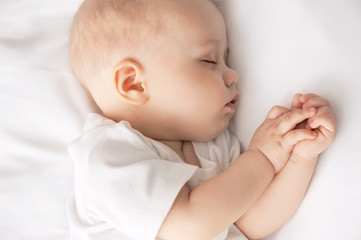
(68, 113, 158, 168)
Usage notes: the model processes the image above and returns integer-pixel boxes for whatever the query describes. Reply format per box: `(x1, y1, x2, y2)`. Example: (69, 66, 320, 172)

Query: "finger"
(267, 105, 290, 119)
(302, 97, 331, 109)
(291, 93, 303, 109)
(278, 108, 317, 133)
(299, 93, 320, 104)
(307, 106, 330, 128)
(307, 106, 336, 133)
(283, 129, 317, 147)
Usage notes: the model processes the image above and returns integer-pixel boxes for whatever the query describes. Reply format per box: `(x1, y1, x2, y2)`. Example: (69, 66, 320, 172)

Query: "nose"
(223, 66, 239, 87)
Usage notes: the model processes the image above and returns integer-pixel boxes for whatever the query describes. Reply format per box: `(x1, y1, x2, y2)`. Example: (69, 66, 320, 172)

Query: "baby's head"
(69, 0, 239, 142)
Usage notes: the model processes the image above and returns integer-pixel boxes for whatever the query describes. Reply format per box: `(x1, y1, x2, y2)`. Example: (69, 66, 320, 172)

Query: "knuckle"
(308, 93, 318, 98)
(320, 106, 328, 113)
(325, 99, 331, 107)
(284, 112, 294, 122)
(275, 122, 283, 132)
(271, 105, 281, 112)
(278, 105, 287, 111)
(319, 106, 331, 115)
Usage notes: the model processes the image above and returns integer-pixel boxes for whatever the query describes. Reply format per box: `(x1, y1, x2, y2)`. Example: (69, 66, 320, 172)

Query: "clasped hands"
(249, 93, 336, 173)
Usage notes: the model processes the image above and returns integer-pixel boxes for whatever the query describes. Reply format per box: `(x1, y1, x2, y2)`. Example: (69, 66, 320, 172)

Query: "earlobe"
(114, 59, 148, 105)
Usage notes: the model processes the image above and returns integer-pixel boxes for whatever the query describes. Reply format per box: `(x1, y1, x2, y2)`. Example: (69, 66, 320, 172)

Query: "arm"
(236, 94, 336, 239)
(157, 106, 317, 240)
(235, 155, 317, 239)
(158, 150, 274, 240)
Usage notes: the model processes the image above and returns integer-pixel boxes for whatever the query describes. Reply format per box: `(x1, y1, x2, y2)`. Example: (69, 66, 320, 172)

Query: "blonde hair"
(69, 0, 163, 90)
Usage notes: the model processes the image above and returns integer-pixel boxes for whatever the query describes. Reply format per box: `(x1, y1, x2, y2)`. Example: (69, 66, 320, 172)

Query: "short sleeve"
(69, 115, 198, 240)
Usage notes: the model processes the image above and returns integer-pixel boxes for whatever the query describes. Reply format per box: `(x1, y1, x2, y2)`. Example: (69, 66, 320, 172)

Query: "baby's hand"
(290, 93, 336, 162)
(248, 106, 317, 173)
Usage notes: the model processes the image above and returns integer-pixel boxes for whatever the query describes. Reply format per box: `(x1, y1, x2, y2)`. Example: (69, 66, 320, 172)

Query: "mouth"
(225, 94, 239, 111)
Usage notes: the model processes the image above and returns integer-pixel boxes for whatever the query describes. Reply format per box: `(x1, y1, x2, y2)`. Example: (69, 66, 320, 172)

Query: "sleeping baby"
(67, 0, 336, 239)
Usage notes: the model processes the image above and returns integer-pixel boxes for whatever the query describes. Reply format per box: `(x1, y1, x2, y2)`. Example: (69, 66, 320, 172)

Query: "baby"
(67, 0, 336, 239)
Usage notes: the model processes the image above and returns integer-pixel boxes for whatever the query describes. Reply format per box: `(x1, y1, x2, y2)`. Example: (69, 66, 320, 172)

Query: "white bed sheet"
(218, 0, 361, 239)
(0, 0, 360, 239)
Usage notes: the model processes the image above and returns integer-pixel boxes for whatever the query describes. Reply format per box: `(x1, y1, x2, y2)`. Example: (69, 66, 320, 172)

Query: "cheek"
(187, 65, 224, 92)
(148, 61, 225, 112)
(196, 74, 226, 105)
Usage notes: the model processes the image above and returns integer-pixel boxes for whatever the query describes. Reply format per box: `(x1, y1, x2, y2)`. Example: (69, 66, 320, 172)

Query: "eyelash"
(202, 60, 217, 65)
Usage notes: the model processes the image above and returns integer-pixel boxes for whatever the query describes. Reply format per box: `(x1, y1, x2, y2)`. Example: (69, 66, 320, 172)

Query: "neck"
(157, 140, 185, 160)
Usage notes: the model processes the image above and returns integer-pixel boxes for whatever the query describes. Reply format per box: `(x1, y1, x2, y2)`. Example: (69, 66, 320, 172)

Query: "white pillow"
(0, 1, 91, 239)
(218, 0, 361, 239)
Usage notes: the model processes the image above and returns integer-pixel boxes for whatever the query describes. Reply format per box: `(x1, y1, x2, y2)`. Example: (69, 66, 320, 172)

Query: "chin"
(192, 124, 229, 142)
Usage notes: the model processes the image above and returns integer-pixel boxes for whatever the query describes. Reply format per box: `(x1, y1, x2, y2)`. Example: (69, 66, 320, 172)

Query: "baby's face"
(141, 0, 239, 141)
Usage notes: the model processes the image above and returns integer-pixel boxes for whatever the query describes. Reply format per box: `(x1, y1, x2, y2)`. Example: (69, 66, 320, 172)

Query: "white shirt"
(67, 113, 247, 240)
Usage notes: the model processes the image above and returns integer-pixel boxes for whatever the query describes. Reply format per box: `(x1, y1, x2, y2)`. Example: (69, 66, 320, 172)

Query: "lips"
(225, 94, 239, 111)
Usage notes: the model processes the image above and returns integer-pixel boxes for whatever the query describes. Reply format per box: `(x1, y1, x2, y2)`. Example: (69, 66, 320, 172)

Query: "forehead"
(158, 0, 227, 47)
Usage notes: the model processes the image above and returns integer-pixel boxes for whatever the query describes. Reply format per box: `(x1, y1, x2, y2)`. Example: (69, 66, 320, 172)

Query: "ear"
(114, 59, 148, 105)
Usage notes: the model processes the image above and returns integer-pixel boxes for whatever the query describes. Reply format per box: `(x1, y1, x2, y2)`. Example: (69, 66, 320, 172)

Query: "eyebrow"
(201, 39, 229, 60)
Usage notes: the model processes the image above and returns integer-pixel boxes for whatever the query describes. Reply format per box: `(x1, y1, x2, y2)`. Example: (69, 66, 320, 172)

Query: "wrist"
(246, 149, 276, 174)
(290, 152, 318, 167)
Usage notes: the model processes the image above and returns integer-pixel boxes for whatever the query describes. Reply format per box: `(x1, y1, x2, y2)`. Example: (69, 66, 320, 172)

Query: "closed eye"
(202, 59, 217, 65)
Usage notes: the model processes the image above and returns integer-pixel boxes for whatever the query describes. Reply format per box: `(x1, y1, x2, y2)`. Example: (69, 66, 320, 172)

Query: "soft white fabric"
(1, 0, 361, 239)
(0, 1, 85, 240)
(217, 0, 361, 239)
(68, 113, 244, 240)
